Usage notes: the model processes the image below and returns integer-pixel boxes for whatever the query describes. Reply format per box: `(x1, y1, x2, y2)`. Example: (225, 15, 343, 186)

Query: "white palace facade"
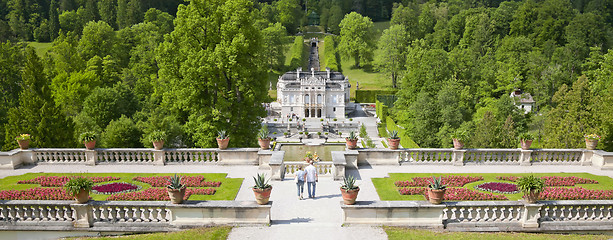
(276, 67, 350, 118)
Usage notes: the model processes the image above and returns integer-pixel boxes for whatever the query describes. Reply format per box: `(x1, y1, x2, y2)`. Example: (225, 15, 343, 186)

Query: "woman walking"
(295, 166, 306, 200)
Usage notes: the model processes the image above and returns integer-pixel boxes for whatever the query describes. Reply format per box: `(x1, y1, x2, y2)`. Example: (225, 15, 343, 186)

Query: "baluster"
(499, 207, 507, 221)
(93, 206, 102, 221)
(108, 206, 118, 222)
(490, 207, 498, 222)
(16, 206, 26, 221)
(32, 205, 41, 221)
(132, 207, 140, 222)
(24, 206, 33, 221)
(118, 206, 127, 222)
(449, 207, 457, 221)
(160, 208, 168, 221)
(458, 207, 466, 222)
(0, 206, 8, 221)
(474, 208, 482, 222)
(596, 206, 605, 221)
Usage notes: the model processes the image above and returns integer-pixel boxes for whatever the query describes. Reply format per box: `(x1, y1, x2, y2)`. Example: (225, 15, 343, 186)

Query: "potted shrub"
(79, 131, 98, 150)
(320, 119, 324, 122)
(519, 132, 534, 150)
(340, 175, 360, 205)
(217, 130, 230, 149)
(427, 176, 446, 204)
(257, 128, 271, 149)
(167, 174, 186, 204)
(15, 134, 30, 150)
(304, 130, 310, 138)
(333, 118, 337, 121)
(64, 177, 94, 204)
(450, 130, 467, 150)
(252, 173, 272, 205)
(284, 132, 289, 137)
(388, 130, 401, 150)
(346, 131, 358, 149)
(148, 130, 167, 150)
(302, 118, 306, 122)
(585, 134, 600, 150)
(517, 175, 545, 204)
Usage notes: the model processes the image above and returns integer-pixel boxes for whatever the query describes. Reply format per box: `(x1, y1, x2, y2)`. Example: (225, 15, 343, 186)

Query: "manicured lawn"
(385, 227, 610, 240)
(373, 173, 613, 201)
(0, 173, 243, 201)
(26, 41, 53, 57)
(69, 226, 231, 240)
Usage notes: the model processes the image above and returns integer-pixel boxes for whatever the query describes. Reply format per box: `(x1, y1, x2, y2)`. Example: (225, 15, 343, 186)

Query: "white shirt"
(305, 164, 317, 182)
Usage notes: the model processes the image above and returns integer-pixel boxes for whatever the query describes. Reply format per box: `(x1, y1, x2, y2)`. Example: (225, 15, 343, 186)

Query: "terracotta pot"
(523, 190, 540, 204)
(258, 138, 271, 150)
(152, 140, 164, 150)
(427, 188, 446, 204)
(346, 139, 358, 149)
(167, 187, 186, 204)
(521, 140, 532, 150)
(17, 139, 29, 150)
(217, 138, 229, 150)
(340, 187, 360, 205)
(388, 138, 400, 150)
(452, 139, 464, 150)
(84, 140, 96, 150)
(74, 189, 90, 204)
(252, 187, 272, 205)
(586, 139, 598, 150)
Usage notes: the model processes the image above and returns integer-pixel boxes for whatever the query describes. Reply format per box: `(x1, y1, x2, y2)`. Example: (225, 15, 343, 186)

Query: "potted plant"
(333, 118, 337, 121)
(519, 132, 534, 150)
(64, 177, 94, 204)
(340, 175, 360, 205)
(15, 134, 30, 150)
(585, 134, 600, 150)
(78, 131, 97, 150)
(258, 127, 271, 149)
(388, 130, 401, 150)
(346, 131, 358, 149)
(517, 175, 545, 204)
(252, 173, 272, 205)
(217, 130, 230, 149)
(167, 174, 186, 204)
(450, 130, 467, 150)
(427, 176, 446, 204)
(148, 130, 167, 150)
(284, 132, 289, 137)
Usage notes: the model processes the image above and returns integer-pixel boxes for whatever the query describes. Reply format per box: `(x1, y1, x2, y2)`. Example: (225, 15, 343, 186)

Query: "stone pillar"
(520, 203, 541, 228)
(344, 150, 359, 169)
(520, 149, 533, 166)
(19, 150, 36, 165)
(84, 150, 97, 166)
(580, 150, 593, 166)
(71, 203, 93, 228)
(269, 151, 285, 180)
(452, 149, 465, 166)
(153, 150, 165, 166)
(257, 150, 274, 170)
(331, 151, 347, 181)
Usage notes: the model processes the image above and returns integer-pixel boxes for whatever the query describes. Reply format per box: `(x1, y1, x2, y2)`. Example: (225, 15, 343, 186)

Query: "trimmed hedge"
(289, 36, 304, 69)
(386, 117, 419, 148)
(376, 99, 389, 123)
(355, 90, 397, 103)
(323, 36, 340, 71)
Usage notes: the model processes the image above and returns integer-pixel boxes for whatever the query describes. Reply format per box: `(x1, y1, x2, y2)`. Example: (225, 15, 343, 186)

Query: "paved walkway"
(2, 163, 613, 240)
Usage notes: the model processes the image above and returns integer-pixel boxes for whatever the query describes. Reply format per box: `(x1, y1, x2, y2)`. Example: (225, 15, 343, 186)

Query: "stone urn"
(523, 190, 539, 204)
(217, 138, 229, 150)
(167, 187, 186, 204)
(452, 139, 464, 150)
(427, 188, 446, 204)
(346, 138, 358, 149)
(258, 138, 271, 150)
(521, 140, 532, 150)
(586, 139, 598, 150)
(152, 140, 164, 150)
(340, 187, 360, 205)
(17, 139, 30, 150)
(252, 187, 272, 205)
(84, 140, 96, 150)
(74, 189, 90, 204)
(388, 138, 400, 150)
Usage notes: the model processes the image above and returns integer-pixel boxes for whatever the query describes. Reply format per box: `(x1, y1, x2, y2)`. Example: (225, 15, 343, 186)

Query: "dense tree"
(376, 24, 408, 88)
(49, 0, 60, 40)
(78, 21, 116, 60)
(101, 115, 142, 148)
(261, 22, 287, 71)
(276, 0, 302, 34)
(0, 42, 24, 149)
(98, 0, 118, 29)
(338, 12, 374, 68)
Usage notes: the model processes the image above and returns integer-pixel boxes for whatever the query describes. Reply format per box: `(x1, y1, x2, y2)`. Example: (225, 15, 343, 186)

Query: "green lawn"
(0, 173, 243, 201)
(373, 173, 613, 201)
(69, 227, 231, 240)
(26, 41, 53, 57)
(385, 227, 609, 240)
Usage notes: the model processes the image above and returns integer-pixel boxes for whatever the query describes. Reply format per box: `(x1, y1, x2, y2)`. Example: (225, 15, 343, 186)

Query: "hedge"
(386, 117, 419, 148)
(355, 90, 397, 103)
(376, 99, 389, 123)
(289, 36, 304, 69)
(323, 36, 340, 71)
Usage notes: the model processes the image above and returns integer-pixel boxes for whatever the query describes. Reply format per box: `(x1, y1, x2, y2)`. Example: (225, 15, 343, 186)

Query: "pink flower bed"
(18, 176, 120, 187)
(106, 188, 216, 201)
(496, 176, 598, 186)
(92, 182, 140, 195)
(398, 187, 507, 201)
(0, 188, 73, 200)
(539, 187, 613, 200)
(395, 176, 484, 187)
(133, 176, 222, 187)
(475, 182, 519, 194)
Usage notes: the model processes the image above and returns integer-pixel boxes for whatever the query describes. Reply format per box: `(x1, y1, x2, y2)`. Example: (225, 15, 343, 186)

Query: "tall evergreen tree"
(49, 0, 60, 40)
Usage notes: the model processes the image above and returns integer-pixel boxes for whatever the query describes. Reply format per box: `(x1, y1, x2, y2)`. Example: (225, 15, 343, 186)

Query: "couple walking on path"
(294, 161, 318, 200)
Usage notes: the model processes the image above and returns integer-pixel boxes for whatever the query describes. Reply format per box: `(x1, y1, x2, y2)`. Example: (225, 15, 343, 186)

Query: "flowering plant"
(15, 134, 30, 141)
(304, 151, 320, 162)
(475, 182, 519, 194)
(585, 134, 600, 140)
(91, 182, 141, 195)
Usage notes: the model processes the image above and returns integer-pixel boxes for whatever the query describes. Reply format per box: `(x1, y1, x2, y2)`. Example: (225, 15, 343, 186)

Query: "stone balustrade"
(0, 200, 270, 233)
(341, 200, 613, 232)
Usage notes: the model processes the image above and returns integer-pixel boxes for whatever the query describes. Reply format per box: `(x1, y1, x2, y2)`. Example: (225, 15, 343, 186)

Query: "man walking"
(305, 160, 318, 198)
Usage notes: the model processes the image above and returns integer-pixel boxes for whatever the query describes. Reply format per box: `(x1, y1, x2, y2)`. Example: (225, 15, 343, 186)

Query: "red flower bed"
(0, 188, 73, 200)
(398, 187, 507, 201)
(106, 188, 216, 201)
(496, 176, 598, 186)
(540, 187, 613, 200)
(395, 176, 483, 187)
(92, 182, 140, 194)
(18, 176, 120, 187)
(475, 182, 519, 194)
(133, 176, 222, 188)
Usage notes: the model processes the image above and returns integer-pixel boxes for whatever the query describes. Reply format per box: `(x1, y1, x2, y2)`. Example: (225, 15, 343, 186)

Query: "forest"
(0, 0, 612, 151)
